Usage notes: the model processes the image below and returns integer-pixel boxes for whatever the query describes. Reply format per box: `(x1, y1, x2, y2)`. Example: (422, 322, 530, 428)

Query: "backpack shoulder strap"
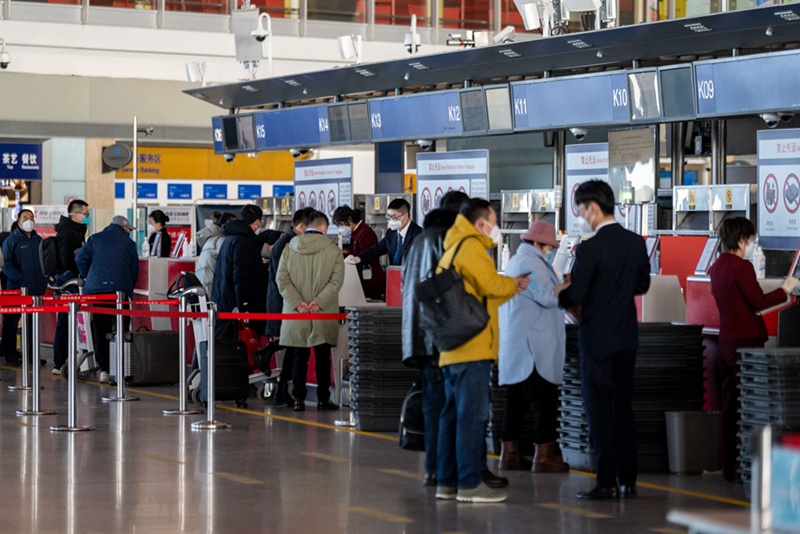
(446, 235, 481, 270)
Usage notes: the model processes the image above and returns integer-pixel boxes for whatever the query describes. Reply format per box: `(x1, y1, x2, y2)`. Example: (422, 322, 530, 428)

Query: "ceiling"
(185, 5, 800, 112)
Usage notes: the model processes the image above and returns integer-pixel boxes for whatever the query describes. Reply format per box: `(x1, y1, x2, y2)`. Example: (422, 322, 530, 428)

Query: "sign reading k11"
(0, 143, 42, 180)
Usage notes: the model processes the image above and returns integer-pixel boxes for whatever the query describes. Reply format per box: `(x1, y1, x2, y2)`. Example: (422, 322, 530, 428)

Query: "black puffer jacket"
(54, 215, 87, 275)
(211, 220, 265, 314)
(401, 209, 458, 369)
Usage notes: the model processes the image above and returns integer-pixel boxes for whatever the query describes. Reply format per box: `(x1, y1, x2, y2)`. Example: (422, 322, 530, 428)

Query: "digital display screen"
(485, 86, 512, 132)
(660, 65, 696, 120)
(236, 115, 255, 151)
(608, 126, 658, 204)
(221, 115, 255, 152)
(628, 70, 661, 122)
(221, 116, 239, 152)
(460, 88, 487, 134)
(328, 104, 349, 144)
(348, 102, 371, 143)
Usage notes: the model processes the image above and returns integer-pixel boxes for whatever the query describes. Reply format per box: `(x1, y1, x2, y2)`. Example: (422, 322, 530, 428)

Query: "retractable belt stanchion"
(51, 302, 95, 432)
(164, 292, 202, 416)
(9, 288, 32, 391)
(192, 304, 231, 430)
(103, 291, 139, 402)
(18, 296, 57, 416)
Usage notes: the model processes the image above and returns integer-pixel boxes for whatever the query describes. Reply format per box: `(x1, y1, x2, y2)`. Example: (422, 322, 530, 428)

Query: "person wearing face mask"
(497, 221, 569, 474)
(194, 211, 222, 253)
(333, 205, 385, 300)
(147, 210, 171, 258)
(344, 198, 422, 268)
(195, 212, 237, 298)
(709, 217, 799, 482)
(556, 180, 651, 501)
(1, 209, 48, 366)
(433, 198, 529, 503)
(51, 199, 90, 374)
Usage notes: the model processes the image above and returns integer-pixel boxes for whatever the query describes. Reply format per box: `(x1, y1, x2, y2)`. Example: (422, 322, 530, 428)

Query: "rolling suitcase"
(194, 339, 250, 408)
(109, 330, 180, 387)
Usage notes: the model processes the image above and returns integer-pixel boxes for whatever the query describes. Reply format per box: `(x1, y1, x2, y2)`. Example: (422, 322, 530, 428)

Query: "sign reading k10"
(254, 105, 331, 150)
(0, 143, 42, 180)
(369, 90, 463, 142)
(511, 72, 629, 130)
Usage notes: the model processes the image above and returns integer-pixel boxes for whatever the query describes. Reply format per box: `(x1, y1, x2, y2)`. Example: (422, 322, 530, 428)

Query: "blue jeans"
(421, 359, 445, 477)
(436, 360, 491, 490)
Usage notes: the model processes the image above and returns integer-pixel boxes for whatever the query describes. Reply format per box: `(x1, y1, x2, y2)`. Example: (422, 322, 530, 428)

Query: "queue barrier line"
(43, 293, 118, 303)
(0, 290, 22, 296)
(0, 305, 70, 315)
(0, 297, 36, 307)
(80, 305, 347, 322)
(132, 299, 180, 306)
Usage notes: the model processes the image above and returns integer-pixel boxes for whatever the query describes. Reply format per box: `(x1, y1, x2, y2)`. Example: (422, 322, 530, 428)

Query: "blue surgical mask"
(545, 251, 554, 263)
(82, 216, 91, 226)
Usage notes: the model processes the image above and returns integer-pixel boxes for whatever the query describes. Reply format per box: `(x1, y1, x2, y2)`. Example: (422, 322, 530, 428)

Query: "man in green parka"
(276, 210, 344, 412)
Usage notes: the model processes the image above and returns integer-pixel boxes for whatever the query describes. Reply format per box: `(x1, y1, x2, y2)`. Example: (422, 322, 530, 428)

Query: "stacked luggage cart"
(737, 348, 800, 499)
(346, 307, 417, 431)
(557, 323, 706, 472)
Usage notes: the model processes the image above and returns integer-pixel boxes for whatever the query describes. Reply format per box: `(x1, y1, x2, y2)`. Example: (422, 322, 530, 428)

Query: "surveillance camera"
(415, 139, 433, 151)
(403, 32, 421, 54)
(760, 113, 780, 129)
(492, 25, 517, 44)
(289, 148, 310, 159)
(569, 128, 588, 141)
(251, 28, 269, 42)
(223, 153, 236, 163)
(0, 50, 9, 70)
(779, 112, 794, 123)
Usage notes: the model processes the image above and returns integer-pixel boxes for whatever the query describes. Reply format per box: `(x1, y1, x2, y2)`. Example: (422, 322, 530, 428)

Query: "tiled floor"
(0, 365, 748, 533)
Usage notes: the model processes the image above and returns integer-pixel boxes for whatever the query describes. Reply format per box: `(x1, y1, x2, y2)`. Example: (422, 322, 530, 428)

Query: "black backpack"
(41, 236, 62, 281)
(398, 379, 425, 451)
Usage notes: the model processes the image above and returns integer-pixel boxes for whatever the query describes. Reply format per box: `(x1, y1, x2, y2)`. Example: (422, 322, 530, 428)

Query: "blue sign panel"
(203, 184, 227, 199)
(273, 185, 294, 197)
(238, 184, 261, 200)
(694, 51, 800, 117)
(369, 91, 463, 142)
(137, 183, 158, 199)
(115, 182, 125, 200)
(212, 117, 224, 154)
(511, 72, 629, 130)
(254, 106, 330, 150)
(0, 143, 42, 181)
(168, 183, 193, 200)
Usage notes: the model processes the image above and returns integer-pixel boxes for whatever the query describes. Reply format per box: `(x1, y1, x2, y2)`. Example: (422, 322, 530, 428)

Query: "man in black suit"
(556, 180, 650, 501)
(345, 198, 421, 267)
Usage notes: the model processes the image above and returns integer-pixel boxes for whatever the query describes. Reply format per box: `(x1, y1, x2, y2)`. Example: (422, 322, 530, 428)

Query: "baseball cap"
(111, 215, 136, 232)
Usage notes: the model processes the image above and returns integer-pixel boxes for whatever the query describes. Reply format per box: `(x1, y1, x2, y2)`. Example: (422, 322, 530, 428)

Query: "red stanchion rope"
(0, 305, 69, 315)
(0, 290, 23, 296)
(81, 305, 206, 319)
(79, 305, 346, 321)
(0, 296, 34, 307)
(43, 293, 119, 303)
(132, 299, 180, 306)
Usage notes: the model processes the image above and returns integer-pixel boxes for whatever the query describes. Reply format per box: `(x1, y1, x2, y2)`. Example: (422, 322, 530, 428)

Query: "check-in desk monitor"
(694, 236, 720, 276)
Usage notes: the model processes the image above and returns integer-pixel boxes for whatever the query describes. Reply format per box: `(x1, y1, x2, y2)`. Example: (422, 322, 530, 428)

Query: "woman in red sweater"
(333, 206, 385, 301)
(709, 217, 798, 482)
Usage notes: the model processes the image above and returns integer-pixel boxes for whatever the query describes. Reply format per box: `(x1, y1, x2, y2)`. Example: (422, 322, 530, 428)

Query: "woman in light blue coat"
(498, 221, 569, 473)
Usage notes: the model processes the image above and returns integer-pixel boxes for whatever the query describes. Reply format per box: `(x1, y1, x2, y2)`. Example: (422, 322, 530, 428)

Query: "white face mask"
(20, 220, 34, 233)
(743, 241, 756, 260)
(205, 220, 215, 229)
(485, 223, 502, 245)
(147, 224, 156, 234)
(338, 226, 352, 237)
(578, 208, 595, 234)
(387, 219, 403, 231)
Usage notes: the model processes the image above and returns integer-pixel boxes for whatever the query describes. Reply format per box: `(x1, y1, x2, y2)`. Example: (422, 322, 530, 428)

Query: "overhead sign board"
(512, 72, 629, 131)
(0, 143, 42, 181)
(255, 105, 331, 150)
(369, 90, 463, 142)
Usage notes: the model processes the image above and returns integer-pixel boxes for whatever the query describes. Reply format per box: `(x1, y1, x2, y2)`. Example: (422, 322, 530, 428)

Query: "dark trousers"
(715, 337, 763, 482)
(91, 305, 130, 373)
(581, 349, 637, 489)
(54, 312, 69, 368)
(421, 359, 446, 477)
(0, 313, 32, 358)
(292, 344, 332, 403)
(502, 368, 559, 444)
(279, 346, 295, 384)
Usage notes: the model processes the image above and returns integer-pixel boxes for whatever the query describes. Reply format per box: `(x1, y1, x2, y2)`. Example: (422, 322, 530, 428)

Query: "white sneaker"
(99, 371, 110, 384)
(51, 368, 61, 376)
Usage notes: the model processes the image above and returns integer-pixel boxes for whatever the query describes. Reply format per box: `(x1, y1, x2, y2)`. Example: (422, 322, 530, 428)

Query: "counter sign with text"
(294, 158, 353, 235)
(757, 128, 800, 249)
(416, 150, 489, 222)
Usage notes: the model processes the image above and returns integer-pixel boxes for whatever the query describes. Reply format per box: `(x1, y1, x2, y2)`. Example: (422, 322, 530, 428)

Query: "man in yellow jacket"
(435, 198, 529, 503)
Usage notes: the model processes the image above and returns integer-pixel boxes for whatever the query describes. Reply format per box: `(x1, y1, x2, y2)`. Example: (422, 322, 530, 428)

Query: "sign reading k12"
(0, 143, 42, 180)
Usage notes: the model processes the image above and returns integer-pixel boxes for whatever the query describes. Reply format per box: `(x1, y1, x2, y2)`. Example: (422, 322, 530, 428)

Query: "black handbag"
(398, 378, 425, 451)
(415, 236, 490, 352)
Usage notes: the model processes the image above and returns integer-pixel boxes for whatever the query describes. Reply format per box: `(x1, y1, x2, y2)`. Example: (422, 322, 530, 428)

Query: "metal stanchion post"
(103, 291, 139, 402)
(164, 293, 201, 416)
(17, 297, 57, 416)
(51, 302, 94, 432)
(192, 305, 230, 430)
(9, 287, 32, 391)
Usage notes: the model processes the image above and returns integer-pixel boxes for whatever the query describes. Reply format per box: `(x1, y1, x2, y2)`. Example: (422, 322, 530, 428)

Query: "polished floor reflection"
(0, 366, 747, 533)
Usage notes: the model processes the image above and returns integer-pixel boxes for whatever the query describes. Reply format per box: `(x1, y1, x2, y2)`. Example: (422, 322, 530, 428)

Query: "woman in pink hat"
(497, 220, 569, 473)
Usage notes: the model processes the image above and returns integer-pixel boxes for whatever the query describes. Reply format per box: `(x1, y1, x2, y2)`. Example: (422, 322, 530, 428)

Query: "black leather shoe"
(317, 399, 339, 411)
(619, 485, 637, 499)
(481, 469, 509, 489)
(423, 473, 437, 487)
(576, 486, 619, 500)
(4, 355, 21, 367)
(293, 401, 305, 412)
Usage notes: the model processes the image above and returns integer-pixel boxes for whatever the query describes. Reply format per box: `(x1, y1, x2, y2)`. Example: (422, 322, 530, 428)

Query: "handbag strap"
(446, 235, 481, 270)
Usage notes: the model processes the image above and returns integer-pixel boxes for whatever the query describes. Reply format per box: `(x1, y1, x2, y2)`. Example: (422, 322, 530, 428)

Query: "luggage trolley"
(53, 278, 101, 382)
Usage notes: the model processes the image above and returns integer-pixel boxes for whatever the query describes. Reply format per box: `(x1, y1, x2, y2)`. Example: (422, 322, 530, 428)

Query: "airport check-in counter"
(259, 196, 294, 233)
(500, 189, 561, 259)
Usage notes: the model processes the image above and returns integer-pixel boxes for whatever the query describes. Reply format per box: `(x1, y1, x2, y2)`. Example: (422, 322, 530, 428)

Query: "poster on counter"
(758, 129, 800, 250)
(416, 150, 489, 223)
(294, 158, 353, 235)
(565, 143, 609, 236)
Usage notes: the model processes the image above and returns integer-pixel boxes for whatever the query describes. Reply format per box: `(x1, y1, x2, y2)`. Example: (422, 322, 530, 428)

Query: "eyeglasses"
(385, 213, 405, 221)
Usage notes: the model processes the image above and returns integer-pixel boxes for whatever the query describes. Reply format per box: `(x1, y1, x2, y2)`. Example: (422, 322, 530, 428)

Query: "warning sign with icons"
(294, 158, 352, 236)
(758, 129, 800, 248)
